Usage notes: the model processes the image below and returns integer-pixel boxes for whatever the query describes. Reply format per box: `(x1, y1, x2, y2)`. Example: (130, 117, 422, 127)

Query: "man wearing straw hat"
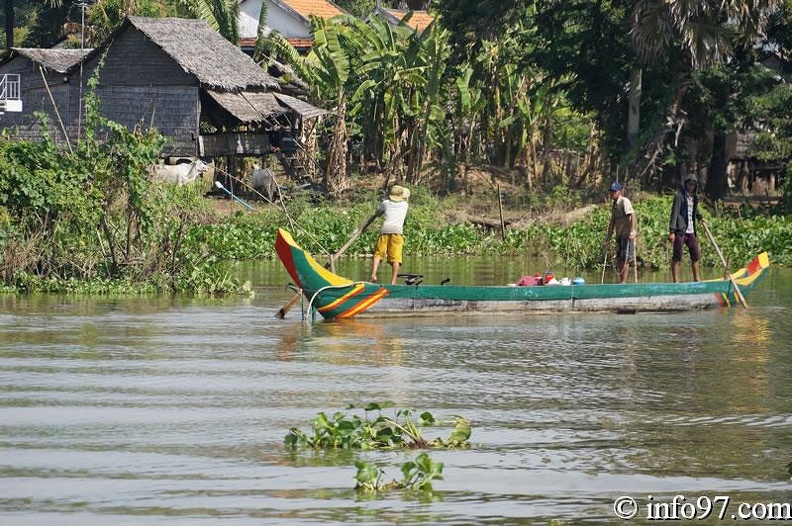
(370, 185, 410, 284)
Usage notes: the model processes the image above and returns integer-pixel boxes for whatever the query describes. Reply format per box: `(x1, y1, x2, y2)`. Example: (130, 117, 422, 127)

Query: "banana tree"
(348, 15, 424, 178)
(265, 16, 353, 196)
(405, 21, 450, 184)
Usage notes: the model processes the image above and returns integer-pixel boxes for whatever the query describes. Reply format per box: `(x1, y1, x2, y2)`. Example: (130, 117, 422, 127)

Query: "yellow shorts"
(374, 234, 404, 264)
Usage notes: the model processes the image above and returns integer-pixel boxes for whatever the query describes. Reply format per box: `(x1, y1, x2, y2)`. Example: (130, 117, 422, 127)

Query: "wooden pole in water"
(497, 184, 506, 241)
(701, 221, 748, 308)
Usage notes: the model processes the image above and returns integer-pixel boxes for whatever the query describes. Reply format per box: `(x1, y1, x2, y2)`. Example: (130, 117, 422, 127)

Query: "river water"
(1, 256, 791, 525)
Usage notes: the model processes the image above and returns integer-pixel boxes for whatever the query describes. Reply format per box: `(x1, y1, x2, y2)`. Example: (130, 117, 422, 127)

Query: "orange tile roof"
(286, 37, 315, 49)
(279, 0, 345, 20)
(384, 9, 435, 32)
(239, 36, 314, 50)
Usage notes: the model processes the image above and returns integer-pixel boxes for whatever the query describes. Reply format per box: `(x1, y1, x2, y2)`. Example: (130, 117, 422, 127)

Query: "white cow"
(149, 159, 209, 185)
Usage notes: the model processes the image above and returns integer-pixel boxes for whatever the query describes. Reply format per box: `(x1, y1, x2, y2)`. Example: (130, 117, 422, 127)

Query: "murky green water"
(1, 258, 791, 525)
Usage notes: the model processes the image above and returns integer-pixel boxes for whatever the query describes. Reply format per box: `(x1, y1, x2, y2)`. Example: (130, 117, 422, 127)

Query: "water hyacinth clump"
(284, 402, 472, 451)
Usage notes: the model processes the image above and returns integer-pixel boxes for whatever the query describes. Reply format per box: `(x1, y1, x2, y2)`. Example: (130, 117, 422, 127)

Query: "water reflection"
(0, 266, 790, 524)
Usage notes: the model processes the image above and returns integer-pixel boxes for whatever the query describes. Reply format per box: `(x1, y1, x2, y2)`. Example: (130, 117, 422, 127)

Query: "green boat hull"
(275, 228, 770, 320)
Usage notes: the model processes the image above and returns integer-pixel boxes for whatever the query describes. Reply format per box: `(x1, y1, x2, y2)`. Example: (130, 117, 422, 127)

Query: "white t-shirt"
(685, 194, 695, 234)
(378, 200, 409, 235)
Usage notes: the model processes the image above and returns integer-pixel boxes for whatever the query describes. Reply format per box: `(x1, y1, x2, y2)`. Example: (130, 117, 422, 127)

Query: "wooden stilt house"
(0, 16, 325, 185)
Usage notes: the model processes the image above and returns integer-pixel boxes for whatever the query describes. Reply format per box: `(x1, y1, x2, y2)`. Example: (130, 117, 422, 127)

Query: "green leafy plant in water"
(284, 402, 472, 450)
(354, 452, 444, 493)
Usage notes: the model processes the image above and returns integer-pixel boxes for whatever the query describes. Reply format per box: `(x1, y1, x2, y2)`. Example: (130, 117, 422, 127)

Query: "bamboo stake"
(497, 184, 506, 241)
(701, 221, 748, 308)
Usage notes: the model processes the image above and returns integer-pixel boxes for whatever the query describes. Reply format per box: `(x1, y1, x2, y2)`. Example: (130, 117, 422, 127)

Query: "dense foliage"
(1, 0, 791, 294)
(190, 191, 792, 271)
(4, 1, 792, 199)
(0, 74, 241, 294)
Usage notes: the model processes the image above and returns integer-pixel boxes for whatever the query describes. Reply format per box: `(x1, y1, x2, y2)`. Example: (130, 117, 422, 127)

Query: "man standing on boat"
(668, 174, 706, 282)
(370, 185, 410, 285)
(605, 181, 636, 284)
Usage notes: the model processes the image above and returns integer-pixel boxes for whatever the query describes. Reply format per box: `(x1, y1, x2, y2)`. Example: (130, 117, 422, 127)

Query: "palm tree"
(172, 0, 240, 44)
(627, 0, 781, 193)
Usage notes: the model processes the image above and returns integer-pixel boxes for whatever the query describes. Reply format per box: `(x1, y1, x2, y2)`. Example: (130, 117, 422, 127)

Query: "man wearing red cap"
(605, 181, 636, 284)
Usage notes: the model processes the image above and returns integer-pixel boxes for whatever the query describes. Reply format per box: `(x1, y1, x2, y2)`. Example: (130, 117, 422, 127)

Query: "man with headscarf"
(668, 174, 706, 282)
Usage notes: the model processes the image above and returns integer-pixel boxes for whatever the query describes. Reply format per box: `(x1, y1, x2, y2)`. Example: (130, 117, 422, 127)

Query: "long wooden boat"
(275, 228, 770, 320)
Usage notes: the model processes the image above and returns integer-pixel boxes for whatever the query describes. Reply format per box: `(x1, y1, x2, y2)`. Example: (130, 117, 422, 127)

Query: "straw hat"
(389, 185, 410, 202)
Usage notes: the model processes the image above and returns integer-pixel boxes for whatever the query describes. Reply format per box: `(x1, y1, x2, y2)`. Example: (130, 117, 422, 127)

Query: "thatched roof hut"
(85, 16, 279, 92)
(7, 48, 91, 74)
(0, 16, 325, 157)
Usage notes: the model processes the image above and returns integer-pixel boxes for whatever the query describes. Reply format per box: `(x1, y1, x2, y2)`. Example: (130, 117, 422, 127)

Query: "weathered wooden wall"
(0, 57, 76, 143)
(91, 27, 200, 155)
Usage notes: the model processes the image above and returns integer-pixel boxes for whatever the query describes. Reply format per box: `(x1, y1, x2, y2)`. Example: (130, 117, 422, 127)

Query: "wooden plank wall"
(92, 27, 200, 155)
(0, 57, 75, 143)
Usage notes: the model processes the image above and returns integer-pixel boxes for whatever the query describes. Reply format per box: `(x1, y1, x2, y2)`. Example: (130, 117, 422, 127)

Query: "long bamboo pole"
(701, 221, 748, 308)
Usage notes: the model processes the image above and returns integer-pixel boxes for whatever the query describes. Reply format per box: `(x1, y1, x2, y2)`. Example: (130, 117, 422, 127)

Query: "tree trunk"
(627, 67, 642, 148)
(627, 79, 690, 188)
(4, 0, 13, 50)
(706, 131, 728, 200)
(324, 91, 349, 198)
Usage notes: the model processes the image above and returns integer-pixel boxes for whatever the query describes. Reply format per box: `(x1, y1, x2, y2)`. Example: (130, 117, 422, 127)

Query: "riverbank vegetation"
(1, 97, 790, 294)
(2, 2, 792, 293)
(3, 144, 789, 295)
